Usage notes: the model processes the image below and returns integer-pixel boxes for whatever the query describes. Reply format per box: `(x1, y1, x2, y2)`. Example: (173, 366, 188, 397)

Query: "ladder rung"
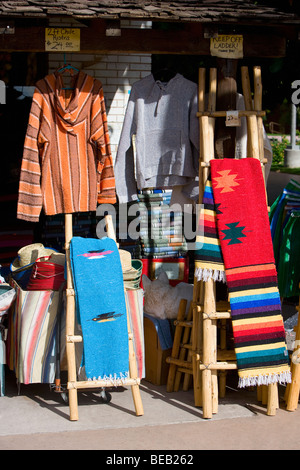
(199, 362, 237, 370)
(180, 343, 192, 350)
(66, 335, 82, 343)
(173, 320, 193, 327)
(203, 312, 231, 320)
(197, 110, 265, 118)
(166, 357, 193, 369)
(177, 367, 193, 375)
(68, 377, 140, 390)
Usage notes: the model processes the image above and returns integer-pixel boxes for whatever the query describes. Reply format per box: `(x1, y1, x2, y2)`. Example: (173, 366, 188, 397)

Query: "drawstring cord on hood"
(154, 75, 178, 117)
(154, 86, 163, 116)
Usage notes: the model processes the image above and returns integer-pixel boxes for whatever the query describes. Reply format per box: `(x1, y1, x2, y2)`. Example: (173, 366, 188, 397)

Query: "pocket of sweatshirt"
(142, 129, 193, 179)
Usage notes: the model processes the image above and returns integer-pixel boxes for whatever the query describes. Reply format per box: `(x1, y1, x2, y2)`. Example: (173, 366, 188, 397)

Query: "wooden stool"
(166, 299, 193, 392)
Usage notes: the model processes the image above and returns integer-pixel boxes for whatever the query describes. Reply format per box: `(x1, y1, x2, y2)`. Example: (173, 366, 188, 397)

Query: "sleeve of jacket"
(114, 87, 138, 204)
(17, 88, 44, 223)
(189, 86, 200, 174)
(91, 82, 117, 205)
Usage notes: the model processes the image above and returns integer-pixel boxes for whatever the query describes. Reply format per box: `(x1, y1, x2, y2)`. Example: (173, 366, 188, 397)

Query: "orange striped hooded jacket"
(17, 71, 116, 223)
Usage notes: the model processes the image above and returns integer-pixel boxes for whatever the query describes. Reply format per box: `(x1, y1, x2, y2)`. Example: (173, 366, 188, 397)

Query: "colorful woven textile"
(196, 158, 291, 387)
(70, 237, 129, 383)
(7, 285, 59, 384)
(269, 180, 300, 298)
(195, 179, 225, 282)
(125, 288, 145, 379)
(269, 179, 300, 266)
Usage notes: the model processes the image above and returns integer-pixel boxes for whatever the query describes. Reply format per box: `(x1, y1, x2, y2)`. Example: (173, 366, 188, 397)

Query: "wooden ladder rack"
(65, 213, 144, 421)
(167, 65, 279, 419)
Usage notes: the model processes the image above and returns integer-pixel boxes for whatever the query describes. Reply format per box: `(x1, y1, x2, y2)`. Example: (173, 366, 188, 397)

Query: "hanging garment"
(277, 209, 300, 298)
(196, 158, 291, 388)
(114, 73, 199, 203)
(17, 71, 116, 223)
(269, 179, 300, 266)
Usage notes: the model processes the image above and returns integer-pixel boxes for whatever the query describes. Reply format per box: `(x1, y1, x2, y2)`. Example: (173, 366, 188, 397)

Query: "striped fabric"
(194, 180, 225, 282)
(196, 158, 291, 388)
(17, 71, 116, 223)
(125, 288, 145, 379)
(227, 264, 290, 386)
(7, 283, 60, 384)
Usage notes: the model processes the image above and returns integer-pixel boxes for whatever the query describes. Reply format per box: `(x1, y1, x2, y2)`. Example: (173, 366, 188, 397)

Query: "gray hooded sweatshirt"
(114, 73, 199, 203)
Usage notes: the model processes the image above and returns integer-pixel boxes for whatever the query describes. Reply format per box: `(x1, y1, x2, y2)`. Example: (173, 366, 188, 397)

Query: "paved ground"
(0, 366, 300, 451)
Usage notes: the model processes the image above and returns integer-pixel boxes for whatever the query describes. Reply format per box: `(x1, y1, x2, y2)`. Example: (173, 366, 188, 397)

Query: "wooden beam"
(0, 21, 287, 57)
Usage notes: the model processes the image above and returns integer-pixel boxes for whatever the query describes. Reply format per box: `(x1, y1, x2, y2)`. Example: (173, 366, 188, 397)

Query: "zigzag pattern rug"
(69, 236, 129, 383)
(198, 158, 291, 387)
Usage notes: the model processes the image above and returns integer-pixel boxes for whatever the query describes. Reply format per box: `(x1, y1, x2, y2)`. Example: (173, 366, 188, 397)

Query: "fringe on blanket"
(195, 267, 226, 283)
(238, 371, 292, 388)
(87, 371, 130, 387)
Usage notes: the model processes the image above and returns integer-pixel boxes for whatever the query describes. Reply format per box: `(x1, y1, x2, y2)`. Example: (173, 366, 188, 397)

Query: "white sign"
(210, 35, 243, 59)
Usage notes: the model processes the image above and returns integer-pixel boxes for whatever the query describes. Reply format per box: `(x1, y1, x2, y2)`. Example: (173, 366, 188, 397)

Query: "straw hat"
(119, 249, 139, 275)
(10, 243, 57, 272)
(38, 252, 66, 266)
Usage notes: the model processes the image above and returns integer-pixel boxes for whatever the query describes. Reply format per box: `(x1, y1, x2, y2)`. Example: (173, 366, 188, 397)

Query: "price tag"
(210, 34, 243, 59)
(226, 110, 241, 127)
(45, 28, 80, 52)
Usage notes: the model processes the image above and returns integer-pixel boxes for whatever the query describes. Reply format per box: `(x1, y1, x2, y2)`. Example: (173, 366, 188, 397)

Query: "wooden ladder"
(167, 65, 279, 418)
(65, 213, 144, 421)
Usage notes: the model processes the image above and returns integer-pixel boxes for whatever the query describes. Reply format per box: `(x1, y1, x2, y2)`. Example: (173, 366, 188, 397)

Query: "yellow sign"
(45, 28, 80, 52)
(210, 35, 243, 59)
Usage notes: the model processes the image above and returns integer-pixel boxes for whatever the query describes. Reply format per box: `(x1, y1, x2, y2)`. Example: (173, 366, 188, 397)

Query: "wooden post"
(215, 58, 238, 159)
(241, 66, 260, 159)
(253, 66, 264, 163)
(191, 67, 206, 408)
(267, 383, 279, 416)
(192, 278, 203, 406)
(202, 278, 216, 418)
(127, 309, 144, 416)
(65, 213, 79, 421)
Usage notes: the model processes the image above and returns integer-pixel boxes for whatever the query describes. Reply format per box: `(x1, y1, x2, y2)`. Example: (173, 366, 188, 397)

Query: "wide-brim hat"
(120, 249, 137, 274)
(119, 249, 143, 281)
(37, 252, 66, 266)
(10, 243, 58, 273)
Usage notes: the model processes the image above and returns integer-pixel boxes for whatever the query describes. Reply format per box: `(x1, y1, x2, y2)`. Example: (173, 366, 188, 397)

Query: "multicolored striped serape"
(196, 158, 291, 388)
(194, 180, 225, 282)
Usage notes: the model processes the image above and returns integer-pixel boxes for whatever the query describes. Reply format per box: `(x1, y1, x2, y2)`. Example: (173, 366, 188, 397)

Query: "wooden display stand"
(166, 299, 193, 392)
(65, 213, 144, 421)
(167, 65, 279, 418)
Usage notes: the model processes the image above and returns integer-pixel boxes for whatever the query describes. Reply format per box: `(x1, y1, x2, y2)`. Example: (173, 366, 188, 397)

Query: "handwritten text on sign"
(210, 35, 243, 59)
(45, 28, 80, 52)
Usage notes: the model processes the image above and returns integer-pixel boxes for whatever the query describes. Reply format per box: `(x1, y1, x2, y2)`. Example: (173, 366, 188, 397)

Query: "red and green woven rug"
(196, 158, 291, 388)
